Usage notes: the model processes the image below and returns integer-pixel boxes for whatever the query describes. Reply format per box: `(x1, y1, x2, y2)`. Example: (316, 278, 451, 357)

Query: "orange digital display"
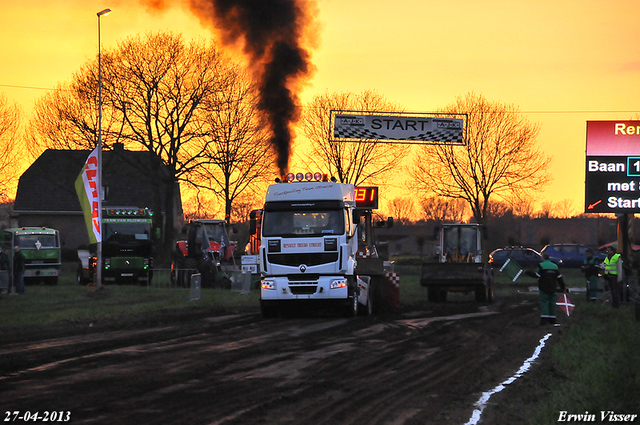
(354, 186, 378, 209)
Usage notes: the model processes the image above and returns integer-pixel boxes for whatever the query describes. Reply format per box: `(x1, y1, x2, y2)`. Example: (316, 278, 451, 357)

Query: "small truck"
(420, 223, 494, 303)
(2, 227, 62, 285)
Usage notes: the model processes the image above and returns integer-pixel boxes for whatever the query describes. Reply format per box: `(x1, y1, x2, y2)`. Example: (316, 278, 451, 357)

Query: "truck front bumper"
(260, 275, 350, 301)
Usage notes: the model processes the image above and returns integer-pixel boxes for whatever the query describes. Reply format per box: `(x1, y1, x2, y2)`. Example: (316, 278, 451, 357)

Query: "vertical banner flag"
(74, 147, 101, 244)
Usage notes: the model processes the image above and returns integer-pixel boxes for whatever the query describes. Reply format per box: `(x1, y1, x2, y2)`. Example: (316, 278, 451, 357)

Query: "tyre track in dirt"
(263, 315, 502, 425)
(1, 295, 552, 425)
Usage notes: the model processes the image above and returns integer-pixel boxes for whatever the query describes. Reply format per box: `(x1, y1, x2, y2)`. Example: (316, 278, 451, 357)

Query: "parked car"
(488, 247, 543, 268)
(540, 243, 605, 268)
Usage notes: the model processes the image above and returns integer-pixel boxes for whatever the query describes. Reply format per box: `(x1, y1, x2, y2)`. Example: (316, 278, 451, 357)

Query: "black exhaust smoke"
(186, 0, 318, 175)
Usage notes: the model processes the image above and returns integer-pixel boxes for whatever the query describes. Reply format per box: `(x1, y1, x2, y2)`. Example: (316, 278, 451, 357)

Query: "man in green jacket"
(535, 253, 566, 325)
(582, 249, 601, 302)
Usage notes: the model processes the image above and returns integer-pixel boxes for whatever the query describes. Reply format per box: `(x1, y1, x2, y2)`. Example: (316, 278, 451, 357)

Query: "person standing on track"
(13, 245, 25, 295)
(534, 252, 566, 325)
(582, 248, 601, 302)
(603, 245, 623, 308)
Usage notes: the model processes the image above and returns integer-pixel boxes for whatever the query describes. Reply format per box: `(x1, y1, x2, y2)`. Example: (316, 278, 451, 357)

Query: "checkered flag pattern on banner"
(333, 128, 464, 144)
(500, 258, 524, 282)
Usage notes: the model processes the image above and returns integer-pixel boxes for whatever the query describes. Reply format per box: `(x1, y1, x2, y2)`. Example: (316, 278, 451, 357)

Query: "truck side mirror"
(249, 218, 256, 235)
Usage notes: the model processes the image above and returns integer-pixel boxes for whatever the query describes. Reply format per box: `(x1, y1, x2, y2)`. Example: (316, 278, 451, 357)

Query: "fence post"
(190, 273, 201, 301)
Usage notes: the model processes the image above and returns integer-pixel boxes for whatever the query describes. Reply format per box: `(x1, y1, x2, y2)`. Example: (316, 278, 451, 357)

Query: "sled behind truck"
(420, 223, 494, 303)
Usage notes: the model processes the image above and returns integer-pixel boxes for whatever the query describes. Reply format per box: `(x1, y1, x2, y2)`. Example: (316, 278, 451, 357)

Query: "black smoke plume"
(187, 0, 318, 175)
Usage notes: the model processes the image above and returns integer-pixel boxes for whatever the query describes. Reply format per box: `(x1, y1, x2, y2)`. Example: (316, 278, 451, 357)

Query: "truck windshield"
(105, 222, 151, 243)
(443, 226, 478, 256)
(15, 235, 59, 249)
(262, 210, 344, 237)
(203, 223, 225, 242)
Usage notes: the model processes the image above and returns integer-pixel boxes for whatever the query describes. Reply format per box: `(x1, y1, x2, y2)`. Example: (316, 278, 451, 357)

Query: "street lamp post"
(96, 8, 111, 289)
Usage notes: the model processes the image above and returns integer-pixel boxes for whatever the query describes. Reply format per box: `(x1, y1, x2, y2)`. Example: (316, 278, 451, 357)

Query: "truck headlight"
(261, 279, 276, 290)
(330, 278, 347, 289)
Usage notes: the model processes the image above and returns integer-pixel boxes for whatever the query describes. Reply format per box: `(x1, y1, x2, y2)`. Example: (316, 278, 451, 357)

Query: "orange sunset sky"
(2, 0, 640, 216)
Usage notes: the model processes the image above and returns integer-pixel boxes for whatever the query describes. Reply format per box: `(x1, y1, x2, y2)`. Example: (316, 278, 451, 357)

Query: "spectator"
(582, 248, 601, 302)
(13, 245, 25, 295)
(0, 246, 8, 297)
(603, 245, 623, 308)
(534, 252, 566, 325)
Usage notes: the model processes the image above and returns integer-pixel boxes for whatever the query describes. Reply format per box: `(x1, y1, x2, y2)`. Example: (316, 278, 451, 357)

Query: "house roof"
(14, 148, 173, 214)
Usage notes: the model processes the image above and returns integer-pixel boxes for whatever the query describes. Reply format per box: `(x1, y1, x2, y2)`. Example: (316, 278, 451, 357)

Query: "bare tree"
(299, 90, 409, 185)
(410, 92, 551, 226)
(192, 63, 274, 223)
(26, 32, 267, 246)
(183, 189, 223, 221)
(551, 198, 575, 218)
(484, 200, 515, 219)
(0, 94, 22, 201)
(100, 32, 236, 246)
(230, 192, 263, 223)
(536, 198, 575, 219)
(387, 197, 415, 225)
(25, 61, 123, 158)
(507, 194, 536, 218)
(419, 196, 467, 222)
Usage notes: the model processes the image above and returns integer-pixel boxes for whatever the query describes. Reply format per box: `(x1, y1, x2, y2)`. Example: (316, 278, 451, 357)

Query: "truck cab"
(259, 174, 360, 317)
(77, 207, 154, 285)
(437, 223, 482, 263)
(2, 227, 62, 285)
(421, 222, 494, 303)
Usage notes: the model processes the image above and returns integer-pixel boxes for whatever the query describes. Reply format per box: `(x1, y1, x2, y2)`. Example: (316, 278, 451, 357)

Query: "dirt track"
(0, 293, 560, 425)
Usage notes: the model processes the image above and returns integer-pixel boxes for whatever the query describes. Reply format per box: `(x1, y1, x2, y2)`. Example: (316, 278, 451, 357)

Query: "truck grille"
(289, 283, 318, 295)
(26, 259, 59, 265)
(268, 253, 338, 267)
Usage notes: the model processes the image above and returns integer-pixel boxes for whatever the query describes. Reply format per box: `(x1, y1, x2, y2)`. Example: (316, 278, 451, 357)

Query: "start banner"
(332, 111, 465, 145)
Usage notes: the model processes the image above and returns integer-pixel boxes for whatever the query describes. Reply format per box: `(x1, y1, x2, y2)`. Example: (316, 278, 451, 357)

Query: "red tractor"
(171, 219, 237, 288)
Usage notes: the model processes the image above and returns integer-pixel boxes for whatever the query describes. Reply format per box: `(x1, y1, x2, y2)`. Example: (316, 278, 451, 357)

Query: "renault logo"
(300, 265, 307, 273)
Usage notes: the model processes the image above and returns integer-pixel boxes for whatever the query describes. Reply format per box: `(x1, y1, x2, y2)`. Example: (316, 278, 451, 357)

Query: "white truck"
(256, 174, 390, 317)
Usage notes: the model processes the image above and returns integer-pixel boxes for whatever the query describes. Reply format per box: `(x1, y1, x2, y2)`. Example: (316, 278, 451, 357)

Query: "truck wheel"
(487, 283, 494, 303)
(360, 293, 373, 316)
(344, 291, 358, 317)
(475, 286, 487, 302)
(77, 267, 85, 285)
(261, 302, 278, 318)
(428, 288, 438, 302)
(439, 290, 448, 302)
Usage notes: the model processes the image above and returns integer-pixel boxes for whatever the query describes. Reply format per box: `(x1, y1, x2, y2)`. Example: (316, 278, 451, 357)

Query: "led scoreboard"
(585, 121, 640, 213)
(354, 187, 378, 209)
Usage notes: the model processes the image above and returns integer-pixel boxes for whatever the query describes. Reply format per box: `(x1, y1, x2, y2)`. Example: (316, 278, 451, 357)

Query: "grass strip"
(528, 301, 640, 424)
